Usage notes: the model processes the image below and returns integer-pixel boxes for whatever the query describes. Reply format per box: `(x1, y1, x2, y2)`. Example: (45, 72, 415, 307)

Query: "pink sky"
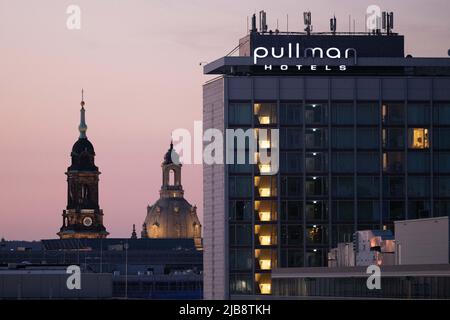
(0, 0, 449, 240)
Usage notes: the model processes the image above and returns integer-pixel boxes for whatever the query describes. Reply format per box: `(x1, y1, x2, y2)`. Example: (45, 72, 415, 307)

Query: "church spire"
(79, 89, 88, 139)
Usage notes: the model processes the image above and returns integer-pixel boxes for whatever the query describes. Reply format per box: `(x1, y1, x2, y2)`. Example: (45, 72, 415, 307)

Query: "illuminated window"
(259, 235, 272, 246)
(259, 188, 271, 197)
(408, 128, 429, 149)
(254, 103, 277, 125)
(258, 211, 271, 221)
(259, 283, 271, 294)
(259, 116, 270, 124)
(259, 259, 271, 270)
(259, 164, 271, 174)
(259, 139, 271, 149)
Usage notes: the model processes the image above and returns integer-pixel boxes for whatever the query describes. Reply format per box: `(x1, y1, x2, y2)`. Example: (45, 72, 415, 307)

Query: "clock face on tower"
(83, 217, 93, 227)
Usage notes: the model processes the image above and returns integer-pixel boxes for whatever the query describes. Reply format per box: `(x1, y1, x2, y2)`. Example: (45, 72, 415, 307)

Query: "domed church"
(141, 142, 202, 247)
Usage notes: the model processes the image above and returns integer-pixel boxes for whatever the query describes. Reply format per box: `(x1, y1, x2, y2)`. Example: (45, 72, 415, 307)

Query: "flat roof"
(272, 264, 450, 279)
(394, 216, 449, 225)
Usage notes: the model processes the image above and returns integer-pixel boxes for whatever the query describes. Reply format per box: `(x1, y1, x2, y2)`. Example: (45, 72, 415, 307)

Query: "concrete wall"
(395, 217, 449, 265)
(203, 77, 227, 299)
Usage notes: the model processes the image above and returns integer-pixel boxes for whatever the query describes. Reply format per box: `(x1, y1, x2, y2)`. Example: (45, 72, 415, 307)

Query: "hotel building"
(202, 14, 450, 299)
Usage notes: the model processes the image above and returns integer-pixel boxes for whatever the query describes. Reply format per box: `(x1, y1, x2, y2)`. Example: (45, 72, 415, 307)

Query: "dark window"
(409, 201, 431, 219)
(383, 128, 404, 149)
(382, 102, 404, 125)
(434, 177, 450, 197)
(280, 102, 302, 125)
(408, 102, 430, 125)
(332, 128, 354, 149)
(281, 201, 303, 221)
(382, 201, 405, 221)
(357, 102, 379, 125)
(383, 176, 405, 197)
(229, 176, 252, 197)
(383, 152, 405, 173)
(305, 177, 328, 197)
(229, 224, 252, 246)
(332, 201, 354, 221)
(332, 152, 354, 173)
(305, 128, 328, 149)
(435, 128, 450, 149)
(280, 152, 302, 173)
(357, 128, 379, 149)
(306, 152, 328, 172)
(229, 200, 252, 221)
(357, 152, 379, 173)
(331, 102, 353, 125)
(434, 201, 450, 217)
(281, 176, 303, 197)
(229, 102, 252, 125)
(281, 225, 303, 245)
(357, 176, 380, 197)
(433, 103, 450, 125)
(280, 128, 302, 149)
(332, 177, 354, 197)
(434, 153, 450, 173)
(306, 201, 328, 220)
(357, 201, 380, 222)
(305, 103, 328, 124)
(229, 249, 252, 271)
(408, 152, 430, 173)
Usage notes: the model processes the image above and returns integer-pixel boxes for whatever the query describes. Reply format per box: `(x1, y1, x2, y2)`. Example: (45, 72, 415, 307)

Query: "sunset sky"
(0, 0, 449, 240)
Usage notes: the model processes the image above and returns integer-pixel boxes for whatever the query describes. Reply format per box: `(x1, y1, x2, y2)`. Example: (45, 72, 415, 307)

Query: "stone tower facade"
(58, 93, 108, 239)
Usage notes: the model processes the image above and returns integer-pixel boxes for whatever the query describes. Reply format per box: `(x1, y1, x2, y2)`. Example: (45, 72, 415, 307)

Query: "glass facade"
(227, 99, 450, 296)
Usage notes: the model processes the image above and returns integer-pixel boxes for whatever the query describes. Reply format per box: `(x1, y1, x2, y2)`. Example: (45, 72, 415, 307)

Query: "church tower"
(58, 91, 109, 239)
(142, 142, 202, 246)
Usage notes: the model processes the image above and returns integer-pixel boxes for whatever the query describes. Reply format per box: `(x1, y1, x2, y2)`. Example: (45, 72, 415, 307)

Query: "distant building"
(0, 238, 203, 299)
(142, 142, 202, 247)
(58, 93, 108, 239)
(0, 265, 112, 299)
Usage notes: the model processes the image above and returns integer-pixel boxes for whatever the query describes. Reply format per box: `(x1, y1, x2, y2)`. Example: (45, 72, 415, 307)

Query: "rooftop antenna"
(348, 15, 351, 34)
(330, 15, 337, 35)
(286, 14, 289, 33)
(276, 18, 279, 34)
(303, 11, 312, 35)
(251, 13, 257, 33)
(382, 11, 394, 35)
(247, 16, 249, 34)
(259, 10, 268, 33)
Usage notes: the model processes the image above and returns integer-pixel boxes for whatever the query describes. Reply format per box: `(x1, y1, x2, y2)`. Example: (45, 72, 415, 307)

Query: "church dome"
(142, 142, 201, 241)
(69, 138, 98, 171)
(144, 197, 201, 239)
(163, 141, 180, 165)
(71, 138, 95, 156)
